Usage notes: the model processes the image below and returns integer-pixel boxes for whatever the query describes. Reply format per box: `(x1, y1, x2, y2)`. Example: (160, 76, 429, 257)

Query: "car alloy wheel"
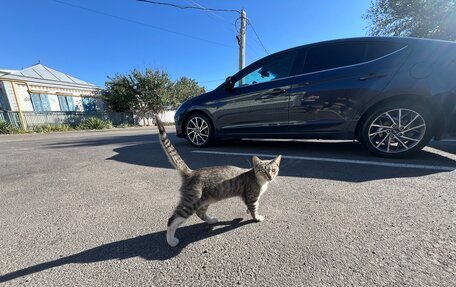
(360, 101, 434, 158)
(185, 115, 211, 147)
(367, 108, 427, 155)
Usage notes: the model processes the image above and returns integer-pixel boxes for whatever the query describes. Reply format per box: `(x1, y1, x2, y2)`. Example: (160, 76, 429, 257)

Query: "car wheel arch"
(354, 94, 437, 140)
(182, 110, 217, 138)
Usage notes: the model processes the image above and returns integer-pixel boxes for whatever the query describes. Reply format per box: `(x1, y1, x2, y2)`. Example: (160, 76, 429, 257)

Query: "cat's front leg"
(246, 200, 264, 222)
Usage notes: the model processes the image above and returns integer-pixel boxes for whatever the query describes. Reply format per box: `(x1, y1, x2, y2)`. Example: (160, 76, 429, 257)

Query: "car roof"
(279, 36, 455, 54)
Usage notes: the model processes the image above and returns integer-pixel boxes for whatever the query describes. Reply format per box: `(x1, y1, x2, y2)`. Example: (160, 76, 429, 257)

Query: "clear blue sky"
(2, 0, 371, 91)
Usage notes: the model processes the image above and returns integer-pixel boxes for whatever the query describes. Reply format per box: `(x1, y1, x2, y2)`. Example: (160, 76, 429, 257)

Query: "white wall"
(14, 83, 34, 112)
(138, 110, 176, 126)
(157, 110, 175, 123)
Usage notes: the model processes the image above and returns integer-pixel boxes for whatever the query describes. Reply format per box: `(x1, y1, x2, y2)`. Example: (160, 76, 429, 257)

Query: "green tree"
(102, 74, 136, 112)
(102, 69, 205, 120)
(170, 77, 206, 108)
(129, 69, 173, 118)
(364, 0, 456, 40)
(102, 68, 173, 116)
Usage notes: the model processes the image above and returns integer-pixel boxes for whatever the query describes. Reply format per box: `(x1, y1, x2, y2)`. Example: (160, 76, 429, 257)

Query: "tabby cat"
(155, 116, 281, 247)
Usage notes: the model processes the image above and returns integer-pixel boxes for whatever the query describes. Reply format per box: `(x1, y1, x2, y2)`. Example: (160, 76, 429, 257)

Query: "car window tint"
(235, 52, 296, 88)
(366, 42, 407, 61)
(304, 43, 367, 73)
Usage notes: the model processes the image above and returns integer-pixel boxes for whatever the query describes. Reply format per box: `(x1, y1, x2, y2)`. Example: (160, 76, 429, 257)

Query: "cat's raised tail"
(155, 115, 191, 174)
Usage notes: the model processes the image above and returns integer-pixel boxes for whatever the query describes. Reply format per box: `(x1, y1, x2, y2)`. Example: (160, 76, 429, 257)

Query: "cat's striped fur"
(155, 115, 281, 247)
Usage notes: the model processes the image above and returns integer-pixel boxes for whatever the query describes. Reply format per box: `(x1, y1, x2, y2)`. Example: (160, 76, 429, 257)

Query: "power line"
(247, 18, 269, 55)
(184, 0, 229, 21)
(138, 1, 255, 63)
(183, 0, 238, 34)
(137, 0, 240, 13)
(49, 0, 236, 49)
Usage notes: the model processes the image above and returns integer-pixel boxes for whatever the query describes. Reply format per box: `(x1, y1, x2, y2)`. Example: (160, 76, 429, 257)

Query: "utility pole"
(238, 8, 246, 71)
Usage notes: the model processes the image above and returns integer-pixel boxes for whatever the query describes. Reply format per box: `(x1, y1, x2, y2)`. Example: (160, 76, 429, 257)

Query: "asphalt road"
(0, 128, 455, 286)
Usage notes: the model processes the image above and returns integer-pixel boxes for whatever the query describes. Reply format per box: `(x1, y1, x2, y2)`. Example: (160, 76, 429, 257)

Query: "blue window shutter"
(40, 94, 51, 111)
(0, 89, 9, 110)
(82, 97, 88, 111)
(31, 94, 43, 112)
(58, 96, 69, 111)
(67, 96, 75, 111)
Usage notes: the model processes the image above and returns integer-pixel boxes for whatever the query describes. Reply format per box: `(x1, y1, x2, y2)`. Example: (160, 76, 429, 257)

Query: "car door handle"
(359, 73, 386, 81)
(256, 88, 288, 100)
(270, 88, 287, 95)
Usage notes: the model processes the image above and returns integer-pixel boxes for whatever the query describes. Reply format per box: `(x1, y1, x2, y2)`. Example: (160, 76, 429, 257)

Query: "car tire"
(359, 101, 433, 158)
(184, 113, 214, 147)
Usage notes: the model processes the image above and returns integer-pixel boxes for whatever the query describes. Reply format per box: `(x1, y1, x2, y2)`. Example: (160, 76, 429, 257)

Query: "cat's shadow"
(0, 218, 253, 283)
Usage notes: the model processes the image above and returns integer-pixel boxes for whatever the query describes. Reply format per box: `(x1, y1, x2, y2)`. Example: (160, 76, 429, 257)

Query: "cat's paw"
(254, 215, 265, 222)
(205, 216, 218, 224)
(167, 237, 180, 247)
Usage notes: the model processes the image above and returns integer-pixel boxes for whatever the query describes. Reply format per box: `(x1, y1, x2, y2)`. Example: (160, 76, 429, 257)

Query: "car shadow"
(428, 140, 456, 155)
(47, 132, 456, 182)
(0, 218, 253, 283)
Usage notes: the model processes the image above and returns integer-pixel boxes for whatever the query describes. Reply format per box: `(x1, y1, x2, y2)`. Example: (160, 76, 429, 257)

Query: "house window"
(0, 88, 8, 111)
(31, 94, 51, 112)
(58, 96, 75, 111)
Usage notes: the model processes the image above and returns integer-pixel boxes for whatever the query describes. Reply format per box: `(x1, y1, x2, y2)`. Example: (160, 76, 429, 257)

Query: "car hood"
(178, 89, 220, 110)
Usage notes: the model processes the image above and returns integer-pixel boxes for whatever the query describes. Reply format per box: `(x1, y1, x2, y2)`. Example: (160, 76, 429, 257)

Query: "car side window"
(234, 52, 296, 88)
(366, 42, 407, 61)
(303, 43, 367, 73)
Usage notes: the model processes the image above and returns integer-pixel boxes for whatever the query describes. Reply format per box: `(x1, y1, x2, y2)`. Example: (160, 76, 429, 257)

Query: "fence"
(1, 111, 136, 129)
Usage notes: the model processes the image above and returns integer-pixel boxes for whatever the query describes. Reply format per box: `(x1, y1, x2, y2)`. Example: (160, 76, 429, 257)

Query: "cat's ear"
(271, 155, 282, 165)
(252, 156, 261, 166)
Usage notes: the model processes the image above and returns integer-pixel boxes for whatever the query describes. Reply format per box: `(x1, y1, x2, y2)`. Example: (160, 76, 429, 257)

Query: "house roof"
(0, 63, 99, 90)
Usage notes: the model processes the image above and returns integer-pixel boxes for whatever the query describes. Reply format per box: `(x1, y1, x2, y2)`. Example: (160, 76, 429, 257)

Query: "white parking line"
(192, 150, 456, 172)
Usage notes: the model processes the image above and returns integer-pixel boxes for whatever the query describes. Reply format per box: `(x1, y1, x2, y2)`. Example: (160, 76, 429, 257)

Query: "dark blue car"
(175, 37, 456, 158)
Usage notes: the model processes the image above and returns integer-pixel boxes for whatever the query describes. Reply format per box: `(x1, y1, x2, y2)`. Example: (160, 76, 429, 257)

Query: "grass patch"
(32, 124, 73, 133)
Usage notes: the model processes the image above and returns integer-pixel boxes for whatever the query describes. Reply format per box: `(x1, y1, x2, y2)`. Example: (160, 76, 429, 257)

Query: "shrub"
(78, 117, 113, 130)
(0, 121, 23, 134)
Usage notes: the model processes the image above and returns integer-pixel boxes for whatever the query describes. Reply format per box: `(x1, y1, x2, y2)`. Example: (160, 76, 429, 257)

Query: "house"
(0, 63, 104, 113)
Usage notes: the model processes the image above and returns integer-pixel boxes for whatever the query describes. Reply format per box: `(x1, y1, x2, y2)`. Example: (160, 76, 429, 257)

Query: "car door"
(215, 50, 299, 136)
(288, 41, 409, 135)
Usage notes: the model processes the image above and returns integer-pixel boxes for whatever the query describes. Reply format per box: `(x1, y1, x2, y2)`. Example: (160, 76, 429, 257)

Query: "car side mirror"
(224, 76, 234, 90)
